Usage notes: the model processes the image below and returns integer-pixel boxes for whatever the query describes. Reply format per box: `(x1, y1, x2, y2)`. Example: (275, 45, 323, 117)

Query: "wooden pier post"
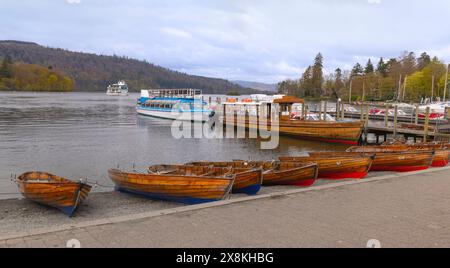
(319, 102, 323, 120)
(384, 104, 389, 127)
(393, 105, 398, 138)
(324, 101, 328, 121)
(424, 107, 430, 142)
(348, 79, 353, 103)
(336, 99, 340, 120)
(360, 104, 364, 122)
(301, 103, 305, 119)
(364, 105, 369, 144)
(415, 104, 419, 124)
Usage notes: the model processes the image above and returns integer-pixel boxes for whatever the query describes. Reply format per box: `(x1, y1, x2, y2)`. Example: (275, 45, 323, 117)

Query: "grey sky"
(1, 0, 450, 83)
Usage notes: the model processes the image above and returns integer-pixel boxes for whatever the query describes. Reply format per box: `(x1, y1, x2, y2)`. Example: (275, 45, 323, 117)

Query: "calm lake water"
(0, 92, 347, 198)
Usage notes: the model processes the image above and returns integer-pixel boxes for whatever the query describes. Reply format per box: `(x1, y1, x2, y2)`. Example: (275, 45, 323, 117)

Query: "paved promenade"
(1, 168, 450, 248)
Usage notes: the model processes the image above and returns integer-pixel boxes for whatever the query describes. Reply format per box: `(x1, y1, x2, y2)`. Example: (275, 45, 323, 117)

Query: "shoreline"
(0, 168, 441, 243)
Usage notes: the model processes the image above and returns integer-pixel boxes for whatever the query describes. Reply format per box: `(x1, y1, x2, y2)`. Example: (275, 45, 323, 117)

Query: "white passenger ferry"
(136, 89, 213, 122)
(106, 80, 129, 96)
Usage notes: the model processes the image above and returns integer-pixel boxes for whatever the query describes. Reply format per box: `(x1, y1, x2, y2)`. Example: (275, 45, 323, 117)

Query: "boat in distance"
(278, 155, 374, 179)
(148, 164, 263, 195)
(106, 80, 129, 96)
(220, 95, 364, 145)
(137, 89, 213, 122)
(17, 172, 92, 217)
(108, 167, 234, 204)
(309, 150, 435, 172)
(186, 161, 319, 187)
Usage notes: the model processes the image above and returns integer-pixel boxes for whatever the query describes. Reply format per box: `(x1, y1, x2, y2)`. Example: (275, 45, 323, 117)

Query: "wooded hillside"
(0, 56, 74, 92)
(0, 40, 254, 94)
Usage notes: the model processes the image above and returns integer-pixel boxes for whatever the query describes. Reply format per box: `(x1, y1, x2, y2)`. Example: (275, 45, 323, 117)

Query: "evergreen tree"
(311, 53, 323, 96)
(376, 57, 388, 77)
(400, 51, 416, 75)
(333, 68, 344, 98)
(0, 56, 12, 78)
(300, 66, 313, 97)
(417, 52, 431, 70)
(351, 63, 363, 77)
(386, 58, 399, 74)
(364, 59, 374, 74)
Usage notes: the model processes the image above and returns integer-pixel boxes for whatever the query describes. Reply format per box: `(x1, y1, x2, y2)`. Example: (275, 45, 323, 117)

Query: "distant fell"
(0, 40, 257, 94)
(232, 80, 278, 92)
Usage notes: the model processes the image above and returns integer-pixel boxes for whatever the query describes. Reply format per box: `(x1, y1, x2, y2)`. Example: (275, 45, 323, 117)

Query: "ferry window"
(181, 103, 190, 111)
(193, 102, 203, 110)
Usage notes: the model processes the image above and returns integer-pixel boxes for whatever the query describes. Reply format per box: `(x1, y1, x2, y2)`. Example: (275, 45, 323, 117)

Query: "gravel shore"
(0, 172, 390, 237)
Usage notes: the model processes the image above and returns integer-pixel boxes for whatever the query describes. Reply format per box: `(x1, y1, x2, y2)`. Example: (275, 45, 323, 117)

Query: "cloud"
(2, 0, 450, 83)
(160, 27, 192, 39)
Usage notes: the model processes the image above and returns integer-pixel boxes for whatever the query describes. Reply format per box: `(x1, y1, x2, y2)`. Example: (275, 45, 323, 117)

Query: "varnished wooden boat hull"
(261, 162, 318, 186)
(278, 156, 373, 179)
(222, 116, 364, 145)
(377, 144, 450, 167)
(109, 168, 234, 204)
(187, 161, 318, 187)
(231, 168, 263, 195)
(149, 164, 262, 195)
(310, 150, 435, 172)
(430, 150, 450, 167)
(17, 172, 92, 217)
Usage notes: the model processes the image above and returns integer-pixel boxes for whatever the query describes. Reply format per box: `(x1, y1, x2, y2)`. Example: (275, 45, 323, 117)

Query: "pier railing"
(317, 100, 450, 144)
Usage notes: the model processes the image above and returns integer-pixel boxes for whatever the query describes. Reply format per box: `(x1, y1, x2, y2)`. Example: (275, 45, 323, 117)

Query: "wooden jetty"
(312, 101, 450, 144)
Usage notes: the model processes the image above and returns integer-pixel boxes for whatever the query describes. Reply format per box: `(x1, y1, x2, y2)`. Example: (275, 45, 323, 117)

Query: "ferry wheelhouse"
(106, 80, 129, 96)
(137, 89, 213, 122)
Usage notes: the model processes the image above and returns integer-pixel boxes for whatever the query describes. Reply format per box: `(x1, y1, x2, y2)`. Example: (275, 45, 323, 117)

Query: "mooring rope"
(92, 182, 115, 189)
(0, 192, 20, 195)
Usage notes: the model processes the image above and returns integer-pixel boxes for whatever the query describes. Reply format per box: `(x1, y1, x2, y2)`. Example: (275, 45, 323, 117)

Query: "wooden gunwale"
(221, 116, 364, 143)
(278, 156, 373, 179)
(108, 168, 235, 202)
(17, 171, 92, 216)
(186, 161, 319, 186)
(309, 150, 435, 171)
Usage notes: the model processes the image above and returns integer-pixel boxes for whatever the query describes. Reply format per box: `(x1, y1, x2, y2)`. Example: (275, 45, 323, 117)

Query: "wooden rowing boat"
(187, 161, 319, 186)
(17, 172, 92, 217)
(376, 144, 450, 167)
(148, 164, 263, 195)
(108, 167, 235, 204)
(309, 150, 435, 172)
(221, 96, 364, 145)
(278, 156, 373, 179)
(222, 117, 364, 145)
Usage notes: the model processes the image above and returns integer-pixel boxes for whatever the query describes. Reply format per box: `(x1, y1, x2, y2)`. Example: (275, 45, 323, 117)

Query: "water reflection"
(0, 92, 347, 198)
